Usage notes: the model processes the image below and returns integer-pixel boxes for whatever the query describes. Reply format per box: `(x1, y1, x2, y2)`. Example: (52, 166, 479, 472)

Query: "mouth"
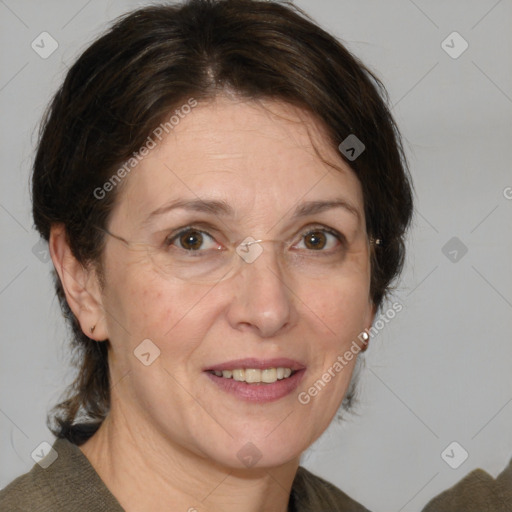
(204, 358, 306, 402)
(207, 367, 297, 383)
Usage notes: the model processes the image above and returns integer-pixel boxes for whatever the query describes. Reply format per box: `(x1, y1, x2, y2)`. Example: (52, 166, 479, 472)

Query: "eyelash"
(164, 224, 347, 253)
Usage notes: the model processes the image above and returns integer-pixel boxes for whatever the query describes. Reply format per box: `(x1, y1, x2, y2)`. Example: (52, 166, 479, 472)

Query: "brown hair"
(32, 0, 413, 443)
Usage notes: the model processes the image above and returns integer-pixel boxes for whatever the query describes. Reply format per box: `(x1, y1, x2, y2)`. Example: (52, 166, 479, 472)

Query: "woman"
(0, 1, 413, 510)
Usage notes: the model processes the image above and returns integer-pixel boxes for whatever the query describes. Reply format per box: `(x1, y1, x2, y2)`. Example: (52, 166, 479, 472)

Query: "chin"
(197, 429, 311, 471)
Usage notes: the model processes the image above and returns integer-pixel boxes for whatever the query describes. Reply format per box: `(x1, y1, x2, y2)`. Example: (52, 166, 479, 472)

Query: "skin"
(50, 96, 375, 512)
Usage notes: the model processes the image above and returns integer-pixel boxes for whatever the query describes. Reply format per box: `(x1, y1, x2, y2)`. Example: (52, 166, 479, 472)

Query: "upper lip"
(204, 358, 306, 372)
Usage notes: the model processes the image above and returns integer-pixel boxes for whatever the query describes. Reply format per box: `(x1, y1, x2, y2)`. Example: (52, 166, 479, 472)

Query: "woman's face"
(98, 96, 374, 468)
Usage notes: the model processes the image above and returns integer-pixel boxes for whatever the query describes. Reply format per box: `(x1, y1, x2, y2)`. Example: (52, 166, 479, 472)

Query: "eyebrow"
(144, 197, 361, 225)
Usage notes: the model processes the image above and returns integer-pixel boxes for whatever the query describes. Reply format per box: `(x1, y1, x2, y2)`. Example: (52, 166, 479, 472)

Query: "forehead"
(110, 96, 364, 229)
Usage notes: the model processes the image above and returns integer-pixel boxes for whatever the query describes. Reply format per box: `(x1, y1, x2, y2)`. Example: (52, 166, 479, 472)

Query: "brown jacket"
(4, 435, 510, 511)
(422, 458, 512, 512)
(0, 437, 370, 512)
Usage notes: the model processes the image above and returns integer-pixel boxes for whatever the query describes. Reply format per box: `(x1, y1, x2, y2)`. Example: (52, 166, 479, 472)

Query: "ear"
(49, 224, 109, 341)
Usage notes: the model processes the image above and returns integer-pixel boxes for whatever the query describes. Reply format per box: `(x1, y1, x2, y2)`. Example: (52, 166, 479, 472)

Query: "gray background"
(1, 1, 511, 511)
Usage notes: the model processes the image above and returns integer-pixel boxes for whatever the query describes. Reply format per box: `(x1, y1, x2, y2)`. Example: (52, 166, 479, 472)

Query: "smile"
(204, 358, 306, 403)
(208, 367, 294, 384)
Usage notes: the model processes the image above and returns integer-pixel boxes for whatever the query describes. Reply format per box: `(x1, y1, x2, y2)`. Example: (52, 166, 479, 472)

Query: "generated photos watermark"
(297, 301, 403, 405)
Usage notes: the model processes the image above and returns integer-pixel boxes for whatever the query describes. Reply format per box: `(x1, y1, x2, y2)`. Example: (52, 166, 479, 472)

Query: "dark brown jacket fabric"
(0, 437, 370, 512)
(422, 458, 512, 512)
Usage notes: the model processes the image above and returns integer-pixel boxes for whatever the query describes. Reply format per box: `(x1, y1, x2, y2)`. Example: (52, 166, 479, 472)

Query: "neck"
(79, 410, 300, 512)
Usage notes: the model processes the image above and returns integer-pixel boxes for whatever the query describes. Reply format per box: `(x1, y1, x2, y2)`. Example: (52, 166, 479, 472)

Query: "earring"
(361, 331, 369, 352)
(90, 325, 96, 335)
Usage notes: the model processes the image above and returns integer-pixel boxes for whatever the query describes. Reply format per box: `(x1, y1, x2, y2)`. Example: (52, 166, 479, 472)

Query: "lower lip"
(205, 370, 306, 403)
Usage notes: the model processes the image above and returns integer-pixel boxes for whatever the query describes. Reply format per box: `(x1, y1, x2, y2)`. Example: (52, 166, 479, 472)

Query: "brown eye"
(295, 227, 344, 252)
(303, 230, 327, 250)
(166, 227, 221, 252)
(178, 230, 205, 250)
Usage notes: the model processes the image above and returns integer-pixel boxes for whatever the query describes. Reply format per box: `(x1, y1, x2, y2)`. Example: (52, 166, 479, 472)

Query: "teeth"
(261, 368, 276, 383)
(211, 367, 295, 384)
(233, 369, 245, 382)
(245, 369, 261, 383)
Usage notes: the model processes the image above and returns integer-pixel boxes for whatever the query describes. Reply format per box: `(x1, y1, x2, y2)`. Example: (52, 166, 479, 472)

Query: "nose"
(225, 241, 296, 338)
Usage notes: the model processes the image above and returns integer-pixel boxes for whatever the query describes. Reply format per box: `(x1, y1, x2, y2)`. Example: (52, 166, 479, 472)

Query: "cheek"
(123, 277, 226, 359)
(102, 271, 166, 348)
(299, 278, 370, 338)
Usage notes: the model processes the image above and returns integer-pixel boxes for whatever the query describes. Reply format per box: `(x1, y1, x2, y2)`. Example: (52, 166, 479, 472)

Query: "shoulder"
(0, 465, 43, 512)
(0, 436, 124, 512)
(422, 458, 512, 512)
(291, 466, 371, 512)
(0, 438, 70, 512)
